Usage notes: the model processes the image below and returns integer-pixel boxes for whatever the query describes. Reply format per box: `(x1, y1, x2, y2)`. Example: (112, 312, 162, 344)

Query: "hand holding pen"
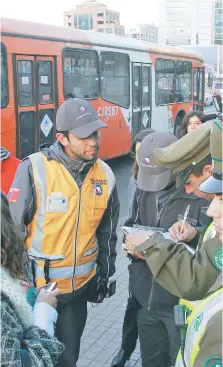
(168, 205, 198, 242)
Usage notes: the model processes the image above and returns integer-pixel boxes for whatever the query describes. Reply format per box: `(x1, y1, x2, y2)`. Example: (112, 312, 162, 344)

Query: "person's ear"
(202, 165, 212, 176)
(56, 133, 69, 147)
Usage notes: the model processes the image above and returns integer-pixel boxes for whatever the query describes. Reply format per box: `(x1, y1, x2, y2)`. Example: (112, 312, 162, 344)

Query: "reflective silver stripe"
(29, 153, 47, 252)
(36, 266, 74, 279)
(36, 261, 96, 279)
(99, 160, 115, 198)
(75, 261, 96, 276)
(28, 248, 64, 261)
(184, 290, 222, 366)
(84, 245, 98, 257)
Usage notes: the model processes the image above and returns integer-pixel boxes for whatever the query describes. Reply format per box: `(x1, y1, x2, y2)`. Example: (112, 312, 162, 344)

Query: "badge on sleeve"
(212, 247, 223, 271)
(204, 357, 222, 367)
(8, 188, 20, 202)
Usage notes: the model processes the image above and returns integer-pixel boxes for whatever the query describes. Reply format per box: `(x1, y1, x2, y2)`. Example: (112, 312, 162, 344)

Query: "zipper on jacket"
(148, 277, 155, 310)
(72, 186, 82, 290)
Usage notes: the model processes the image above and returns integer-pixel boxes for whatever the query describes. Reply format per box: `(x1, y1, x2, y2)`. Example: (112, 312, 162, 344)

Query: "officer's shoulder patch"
(204, 356, 222, 367)
(212, 246, 223, 271)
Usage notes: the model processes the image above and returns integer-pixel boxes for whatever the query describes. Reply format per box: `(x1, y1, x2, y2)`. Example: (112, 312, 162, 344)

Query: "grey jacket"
(8, 142, 120, 281)
(127, 175, 137, 216)
(125, 185, 211, 309)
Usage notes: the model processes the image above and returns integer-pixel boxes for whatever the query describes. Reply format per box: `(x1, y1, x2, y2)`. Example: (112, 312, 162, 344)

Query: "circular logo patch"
(193, 312, 203, 332)
(144, 158, 150, 164)
(204, 357, 222, 367)
(212, 246, 223, 271)
(94, 184, 102, 196)
(80, 106, 86, 113)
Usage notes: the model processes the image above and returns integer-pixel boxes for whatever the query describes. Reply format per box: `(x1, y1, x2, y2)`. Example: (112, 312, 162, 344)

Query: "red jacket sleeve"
(1, 156, 21, 194)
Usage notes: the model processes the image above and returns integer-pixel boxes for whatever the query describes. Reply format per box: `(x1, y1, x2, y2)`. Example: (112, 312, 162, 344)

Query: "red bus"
(1, 18, 205, 160)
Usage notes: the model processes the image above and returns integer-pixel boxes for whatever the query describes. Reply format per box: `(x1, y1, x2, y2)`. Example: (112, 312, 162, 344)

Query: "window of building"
(176, 61, 192, 102)
(97, 12, 104, 17)
(90, 14, 93, 29)
(106, 28, 113, 33)
(37, 61, 53, 104)
(74, 15, 78, 28)
(101, 52, 130, 108)
(63, 49, 98, 99)
(0, 42, 9, 109)
(78, 14, 89, 30)
(156, 58, 175, 105)
(97, 20, 104, 24)
(97, 28, 104, 32)
(17, 60, 34, 107)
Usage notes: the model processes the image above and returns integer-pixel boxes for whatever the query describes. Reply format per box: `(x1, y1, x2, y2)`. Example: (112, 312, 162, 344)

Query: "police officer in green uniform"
(125, 121, 222, 301)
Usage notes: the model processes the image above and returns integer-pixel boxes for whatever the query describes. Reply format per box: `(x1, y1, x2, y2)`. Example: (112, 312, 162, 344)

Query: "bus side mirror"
(208, 72, 213, 88)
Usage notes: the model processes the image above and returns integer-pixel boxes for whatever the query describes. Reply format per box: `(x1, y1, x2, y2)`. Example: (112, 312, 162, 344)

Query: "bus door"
(193, 68, 204, 111)
(14, 55, 57, 159)
(132, 63, 151, 138)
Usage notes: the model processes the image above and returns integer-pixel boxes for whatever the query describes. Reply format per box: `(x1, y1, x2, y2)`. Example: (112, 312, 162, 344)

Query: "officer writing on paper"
(8, 98, 120, 367)
(125, 121, 222, 301)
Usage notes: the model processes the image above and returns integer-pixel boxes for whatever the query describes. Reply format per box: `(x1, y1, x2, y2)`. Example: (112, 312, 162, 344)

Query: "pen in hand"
(179, 205, 190, 239)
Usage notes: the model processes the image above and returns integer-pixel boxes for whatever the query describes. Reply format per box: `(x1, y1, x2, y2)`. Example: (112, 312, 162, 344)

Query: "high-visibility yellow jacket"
(26, 152, 116, 294)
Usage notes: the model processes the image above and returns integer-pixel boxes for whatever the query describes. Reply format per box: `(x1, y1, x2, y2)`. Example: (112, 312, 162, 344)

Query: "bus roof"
(1, 17, 204, 62)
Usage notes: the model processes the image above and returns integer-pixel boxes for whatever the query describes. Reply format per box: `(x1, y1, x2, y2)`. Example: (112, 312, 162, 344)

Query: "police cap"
(199, 121, 223, 194)
(153, 121, 212, 187)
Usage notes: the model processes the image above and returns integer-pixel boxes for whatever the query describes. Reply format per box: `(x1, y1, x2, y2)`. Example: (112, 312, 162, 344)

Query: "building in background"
(213, 0, 223, 44)
(64, 0, 125, 36)
(161, 0, 215, 46)
(126, 23, 158, 43)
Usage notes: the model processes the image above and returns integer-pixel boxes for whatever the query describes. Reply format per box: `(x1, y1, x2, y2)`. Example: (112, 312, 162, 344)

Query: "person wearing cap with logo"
(113, 132, 209, 367)
(124, 121, 222, 304)
(8, 98, 120, 367)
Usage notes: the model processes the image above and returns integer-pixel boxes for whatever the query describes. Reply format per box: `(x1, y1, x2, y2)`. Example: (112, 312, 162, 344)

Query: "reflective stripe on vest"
(27, 152, 115, 293)
(176, 288, 222, 367)
(203, 222, 216, 242)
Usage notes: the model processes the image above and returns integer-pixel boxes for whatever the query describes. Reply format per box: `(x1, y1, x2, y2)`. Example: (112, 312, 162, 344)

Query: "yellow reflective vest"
(176, 287, 222, 367)
(26, 152, 115, 294)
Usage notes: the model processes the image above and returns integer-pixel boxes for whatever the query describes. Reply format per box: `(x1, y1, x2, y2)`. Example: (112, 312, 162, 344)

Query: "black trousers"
(56, 294, 88, 367)
(137, 307, 179, 367)
(121, 294, 140, 359)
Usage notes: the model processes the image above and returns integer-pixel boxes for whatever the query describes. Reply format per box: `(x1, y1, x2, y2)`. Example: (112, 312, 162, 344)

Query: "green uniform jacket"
(135, 233, 221, 301)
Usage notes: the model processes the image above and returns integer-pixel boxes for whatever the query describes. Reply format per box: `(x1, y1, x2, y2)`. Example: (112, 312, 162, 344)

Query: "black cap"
(56, 98, 107, 138)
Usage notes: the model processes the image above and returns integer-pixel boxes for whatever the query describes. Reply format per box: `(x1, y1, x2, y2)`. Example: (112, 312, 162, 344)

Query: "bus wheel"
(174, 112, 185, 138)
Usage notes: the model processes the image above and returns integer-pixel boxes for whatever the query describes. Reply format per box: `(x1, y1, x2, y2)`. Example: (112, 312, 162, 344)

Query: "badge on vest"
(94, 184, 103, 196)
(204, 357, 223, 367)
(46, 192, 68, 212)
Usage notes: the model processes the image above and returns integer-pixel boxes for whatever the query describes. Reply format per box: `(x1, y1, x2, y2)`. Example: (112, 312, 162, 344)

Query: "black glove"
(86, 272, 108, 304)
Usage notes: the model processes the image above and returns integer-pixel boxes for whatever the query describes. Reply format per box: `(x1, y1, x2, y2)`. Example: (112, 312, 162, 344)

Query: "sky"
(1, 0, 160, 29)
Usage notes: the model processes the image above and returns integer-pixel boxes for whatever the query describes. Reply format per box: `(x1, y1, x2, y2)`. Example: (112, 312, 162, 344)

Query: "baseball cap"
(56, 98, 107, 138)
(137, 132, 178, 192)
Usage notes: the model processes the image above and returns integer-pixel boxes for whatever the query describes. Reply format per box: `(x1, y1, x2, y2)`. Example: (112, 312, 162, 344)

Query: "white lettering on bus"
(98, 106, 119, 117)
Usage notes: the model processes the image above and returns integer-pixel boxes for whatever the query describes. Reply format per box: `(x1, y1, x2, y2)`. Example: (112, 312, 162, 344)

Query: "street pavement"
(77, 155, 141, 367)
(77, 105, 216, 366)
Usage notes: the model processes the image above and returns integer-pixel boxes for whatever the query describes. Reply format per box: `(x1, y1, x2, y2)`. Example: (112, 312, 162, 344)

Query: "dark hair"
(131, 128, 155, 177)
(191, 155, 212, 177)
(1, 192, 26, 279)
(180, 111, 204, 138)
(65, 93, 76, 100)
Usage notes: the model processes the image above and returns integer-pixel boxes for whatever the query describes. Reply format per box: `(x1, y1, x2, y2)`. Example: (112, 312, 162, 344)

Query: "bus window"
(156, 58, 175, 105)
(17, 60, 34, 106)
(198, 69, 204, 104)
(63, 49, 98, 99)
(176, 61, 192, 103)
(193, 70, 198, 102)
(1, 42, 9, 109)
(38, 61, 53, 104)
(101, 52, 130, 108)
